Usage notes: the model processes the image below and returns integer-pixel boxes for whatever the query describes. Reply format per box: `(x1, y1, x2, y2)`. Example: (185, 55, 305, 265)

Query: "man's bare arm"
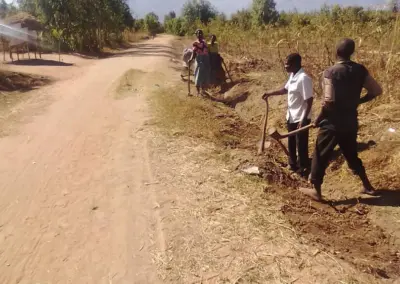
(314, 102, 332, 127)
(313, 76, 334, 127)
(262, 87, 287, 100)
(360, 75, 382, 104)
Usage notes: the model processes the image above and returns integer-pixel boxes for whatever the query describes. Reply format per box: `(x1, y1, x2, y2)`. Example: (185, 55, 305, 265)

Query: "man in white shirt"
(262, 53, 314, 176)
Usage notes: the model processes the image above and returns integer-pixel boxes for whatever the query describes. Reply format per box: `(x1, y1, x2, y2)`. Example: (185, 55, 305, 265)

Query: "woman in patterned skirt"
(189, 29, 210, 96)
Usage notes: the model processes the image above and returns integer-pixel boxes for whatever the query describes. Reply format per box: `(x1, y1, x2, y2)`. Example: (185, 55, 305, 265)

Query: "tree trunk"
(37, 32, 42, 59)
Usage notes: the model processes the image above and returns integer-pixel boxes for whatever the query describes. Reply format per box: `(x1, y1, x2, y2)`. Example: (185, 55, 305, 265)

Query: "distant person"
(300, 38, 383, 202)
(189, 29, 210, 96)
(208, 34, 226, 85)
(262, 53, 314, 177)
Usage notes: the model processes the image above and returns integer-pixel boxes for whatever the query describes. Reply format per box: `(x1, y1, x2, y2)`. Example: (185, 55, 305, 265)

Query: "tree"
(134, 18, 145, 31)
(182, 0, 217, 25)
(251, 0, 278, 26)
(121, 2, 134, 28)
(37, 0, 135, 51)
(0, 0, 9, 18)
(168, 11, 176, 19)
(231, 9, 252, 30)
(144, 12, 160, 34)
(164, 17, 187, 36)
(164, 10, 176, 25)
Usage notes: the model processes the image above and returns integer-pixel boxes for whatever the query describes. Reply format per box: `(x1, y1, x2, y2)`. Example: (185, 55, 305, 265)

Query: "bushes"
(164, 17, 187, 36)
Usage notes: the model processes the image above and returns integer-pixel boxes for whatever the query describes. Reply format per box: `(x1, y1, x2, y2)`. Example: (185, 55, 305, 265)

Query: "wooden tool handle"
(187, 64, 191, 95)
(282, 124, 314, 138)
(257, 99, 269, 154)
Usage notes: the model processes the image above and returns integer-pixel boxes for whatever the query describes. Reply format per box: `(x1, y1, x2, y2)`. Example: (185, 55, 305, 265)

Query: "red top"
(193, 39, 208, 56)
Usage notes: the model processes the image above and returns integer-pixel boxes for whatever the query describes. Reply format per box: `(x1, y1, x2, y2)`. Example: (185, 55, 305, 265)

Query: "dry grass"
(149, 86, 259, 149)
(122, 30, 149, 43)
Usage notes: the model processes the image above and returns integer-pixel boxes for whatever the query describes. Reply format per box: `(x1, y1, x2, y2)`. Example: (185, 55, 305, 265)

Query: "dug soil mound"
(282, 192, 400, 280)
(0, 71, 51, 91)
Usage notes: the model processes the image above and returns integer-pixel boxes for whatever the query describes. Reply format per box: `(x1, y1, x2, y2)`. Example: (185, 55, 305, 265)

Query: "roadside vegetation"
(163, 0, 400, 104)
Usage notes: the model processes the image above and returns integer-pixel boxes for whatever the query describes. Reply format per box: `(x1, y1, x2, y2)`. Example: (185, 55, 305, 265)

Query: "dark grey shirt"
(321, 61, 375, 131)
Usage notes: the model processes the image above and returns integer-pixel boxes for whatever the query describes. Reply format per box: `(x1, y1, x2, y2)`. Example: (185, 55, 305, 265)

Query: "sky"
(129, 0, 386, 19)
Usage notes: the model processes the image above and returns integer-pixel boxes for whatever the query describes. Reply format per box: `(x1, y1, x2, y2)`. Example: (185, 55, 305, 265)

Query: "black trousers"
(287, 120, 310, 170)
(310, 127, 365, 185)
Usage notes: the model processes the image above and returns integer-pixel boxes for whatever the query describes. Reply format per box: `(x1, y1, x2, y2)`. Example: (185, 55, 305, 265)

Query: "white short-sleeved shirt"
(284, 68, 313, 123)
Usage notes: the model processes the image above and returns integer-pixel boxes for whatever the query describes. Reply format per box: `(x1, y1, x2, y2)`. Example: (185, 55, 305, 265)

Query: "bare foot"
(361, 187, 377, 196)
(299, 187, 323, 202)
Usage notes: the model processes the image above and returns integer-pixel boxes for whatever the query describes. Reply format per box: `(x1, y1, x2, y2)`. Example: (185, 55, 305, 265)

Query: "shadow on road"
(108, 43, 180, 60)
(8, 59, 74, 67)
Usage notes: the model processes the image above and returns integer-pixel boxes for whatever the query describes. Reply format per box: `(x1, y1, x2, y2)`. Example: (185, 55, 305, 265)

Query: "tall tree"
(252, 0, 278, 26)
(36, 0, 134, 51)
(0, 0, 9, 18)
(182, 0, 217, 25)
(168, 11, 176, 19)
(164, 10, 176, 24)
(144, 12, 160, 34)
(231, 9, 252, 30)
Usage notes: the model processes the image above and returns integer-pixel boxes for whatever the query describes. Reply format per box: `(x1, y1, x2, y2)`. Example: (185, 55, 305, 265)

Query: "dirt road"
(0, 36, 174, 283)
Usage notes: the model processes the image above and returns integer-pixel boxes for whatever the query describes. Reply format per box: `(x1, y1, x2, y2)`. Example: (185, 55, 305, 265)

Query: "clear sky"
(129, 0, 386, 18)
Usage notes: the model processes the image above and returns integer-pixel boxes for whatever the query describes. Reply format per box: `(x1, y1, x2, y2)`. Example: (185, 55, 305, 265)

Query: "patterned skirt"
(194, 54, 210, 87)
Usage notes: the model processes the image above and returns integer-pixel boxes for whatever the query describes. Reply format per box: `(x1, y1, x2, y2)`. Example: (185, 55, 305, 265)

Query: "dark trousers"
(287, 120, 310, 170)
(310, 127, 365, 185)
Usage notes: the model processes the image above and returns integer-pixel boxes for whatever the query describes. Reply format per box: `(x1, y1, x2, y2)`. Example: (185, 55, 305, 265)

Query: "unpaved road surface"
(0, 36, 174, 283)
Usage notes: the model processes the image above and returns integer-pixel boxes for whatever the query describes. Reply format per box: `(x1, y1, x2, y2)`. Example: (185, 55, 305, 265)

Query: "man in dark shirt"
(300, 38, 383, 201)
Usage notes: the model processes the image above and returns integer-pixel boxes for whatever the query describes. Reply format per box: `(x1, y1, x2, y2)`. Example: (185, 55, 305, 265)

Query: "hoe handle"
(282, 124, 314, 139)
(258, 99, 269, 154)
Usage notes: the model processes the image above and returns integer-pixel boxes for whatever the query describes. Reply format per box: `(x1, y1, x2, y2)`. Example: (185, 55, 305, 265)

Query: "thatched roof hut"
(3, 12, 43, 31)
